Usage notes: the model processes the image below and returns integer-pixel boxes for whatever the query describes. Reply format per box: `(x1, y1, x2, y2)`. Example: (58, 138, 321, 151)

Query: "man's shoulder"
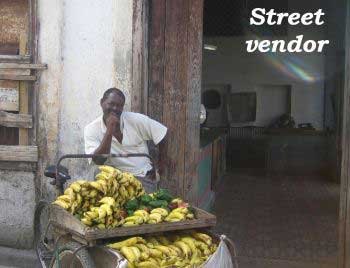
(123, 112, 148, 123)
(84, 116, 103, 133)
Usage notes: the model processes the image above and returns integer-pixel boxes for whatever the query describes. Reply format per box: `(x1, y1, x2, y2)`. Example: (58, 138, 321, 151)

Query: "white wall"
(37, 0, 134, 184)
(202, 1, 327, 129)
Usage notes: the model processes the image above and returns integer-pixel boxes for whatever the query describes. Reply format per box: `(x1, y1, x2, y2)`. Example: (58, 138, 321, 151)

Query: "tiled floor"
(213, 170, 339, 268)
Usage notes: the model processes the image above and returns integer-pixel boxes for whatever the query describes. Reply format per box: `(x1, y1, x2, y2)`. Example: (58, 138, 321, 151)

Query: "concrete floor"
(213, 170, 339, 268)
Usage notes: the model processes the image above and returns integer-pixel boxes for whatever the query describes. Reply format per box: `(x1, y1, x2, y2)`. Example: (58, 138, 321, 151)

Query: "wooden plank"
(50, 205, 216, 241)
(0, 74, 36, 81)
(0, 63, 47, 70)
(148, 0, 166, 122)
(0, 81, 19, 111)
(0, 161, 36, 172)
(160, 0, 189, 197)
(0, 111, 32, 128)
(184, 0, 203, 205)
(0, 145, 38, 162)
(0, 55, 31, 63)
(340, 2, 350, 267)
(131, 0, 149, 113)
(19, 33, 29, 145)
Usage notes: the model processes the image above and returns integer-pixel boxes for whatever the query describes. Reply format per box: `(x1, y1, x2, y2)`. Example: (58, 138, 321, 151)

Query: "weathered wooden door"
(338, 2, 350, 267)
(147, 0, 203, 204)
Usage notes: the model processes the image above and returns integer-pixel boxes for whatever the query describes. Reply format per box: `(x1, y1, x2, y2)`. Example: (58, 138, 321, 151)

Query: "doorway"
(200, 0, 345, 267)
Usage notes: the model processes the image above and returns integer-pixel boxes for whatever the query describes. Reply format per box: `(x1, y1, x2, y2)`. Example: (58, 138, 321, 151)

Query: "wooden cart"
(35, 153, 236, 268)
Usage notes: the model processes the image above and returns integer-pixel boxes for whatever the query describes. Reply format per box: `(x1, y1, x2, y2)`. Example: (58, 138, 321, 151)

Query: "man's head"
(100, 88, 125, 118)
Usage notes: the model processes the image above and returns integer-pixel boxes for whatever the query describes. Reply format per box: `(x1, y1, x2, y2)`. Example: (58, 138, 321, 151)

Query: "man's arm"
(91, 113, 119, 165)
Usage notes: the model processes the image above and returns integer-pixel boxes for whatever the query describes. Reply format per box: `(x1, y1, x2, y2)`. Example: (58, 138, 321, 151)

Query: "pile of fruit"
(107, 231, 217, 268)
(52, 165, 195, 229)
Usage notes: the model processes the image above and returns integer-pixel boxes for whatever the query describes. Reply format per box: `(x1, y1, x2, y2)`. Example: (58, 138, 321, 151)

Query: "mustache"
(109, 111, 122, 116)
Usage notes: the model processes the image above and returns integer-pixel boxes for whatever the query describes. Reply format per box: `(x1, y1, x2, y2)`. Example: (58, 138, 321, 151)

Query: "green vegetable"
(127, 210, 134, 216)
(188, 206, 195, 214)
(140, 194, 153, 205)
(149, 200, 168, 208)
(155, 189, 173, 202)
(125, 198, 138, 211)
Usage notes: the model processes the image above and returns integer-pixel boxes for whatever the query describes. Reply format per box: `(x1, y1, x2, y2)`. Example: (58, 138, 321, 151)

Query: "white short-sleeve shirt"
(84, 112, 167, 177)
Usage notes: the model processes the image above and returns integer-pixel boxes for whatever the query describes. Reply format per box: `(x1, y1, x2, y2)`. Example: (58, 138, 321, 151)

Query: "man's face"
(101, 92, 125, 119)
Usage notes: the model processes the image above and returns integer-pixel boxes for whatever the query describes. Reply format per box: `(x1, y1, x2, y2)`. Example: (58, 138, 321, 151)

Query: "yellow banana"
(186, 213, 194, 219)
(57, 195, 71, 203)
(130, 246, 141, 261)
(64, 188, 76, 201)
(168, 245, 182, 256)
(123, 221, 139, 227)
(100, 204, 113, 216)
(171, 207, 188, 214)
(192, 232, 212, 246)
(147, 237, 160, 246)
(52, 200, 70, 209)
(181, 237, 197, 253)
(171, 198, 183, 204)
(76, 180, 90, 187)
(134, 210, 150, 222)
(106, 215, 114, 227)
(121, 246, 137, 264)
(108, 237, 139, 250)
(150, 208, 168, 217)
(174, 241, 191, 258)
(125, 215, 144, 224)
(154, 245, 173, 257)
(90, 181, 104, 193)
(126, 185, 135, 197)
(98, 180, 108, 194)
(81, 217, 92, 226)
(99, 197, 116, 207)
(76, 193, 82, 206)
(84, 211, 98, 219)
(167, 211, 185, 220)
(195, 241, 211, 256)
(149, 213, 162, 223)
(98, 165, 116, 174)
(70, 201, 79, 214)
(95, 172, 110, 181)
(97, 223, 106, 229)
(148, 248, 163, 258)
(70, 182, 81, 193)
(119, 185, 129, 199)
(98, 206, 107, 219)
(136, 261, 158, 268)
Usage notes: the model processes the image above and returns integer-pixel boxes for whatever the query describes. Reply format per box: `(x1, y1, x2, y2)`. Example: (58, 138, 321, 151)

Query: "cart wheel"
(52, 242, 94, 268)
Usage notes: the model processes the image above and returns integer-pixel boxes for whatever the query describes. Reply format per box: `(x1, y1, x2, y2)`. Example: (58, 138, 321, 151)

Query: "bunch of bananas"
(123, 209, 150, 227)
(107, 232, 217, 268)
(165, 207, 194, 223)
(52, 165, 146, 228)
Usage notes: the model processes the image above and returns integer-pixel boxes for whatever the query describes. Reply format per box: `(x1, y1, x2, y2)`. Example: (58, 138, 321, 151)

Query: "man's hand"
(106, 113, 119, 134)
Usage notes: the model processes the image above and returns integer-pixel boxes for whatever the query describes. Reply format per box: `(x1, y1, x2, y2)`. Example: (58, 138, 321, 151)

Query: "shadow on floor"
(213, 170, 339, 268)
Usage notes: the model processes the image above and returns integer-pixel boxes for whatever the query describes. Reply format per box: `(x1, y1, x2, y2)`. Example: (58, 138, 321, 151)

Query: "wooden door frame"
(132, 0, 203, 204)
(339, 1, 350, 267)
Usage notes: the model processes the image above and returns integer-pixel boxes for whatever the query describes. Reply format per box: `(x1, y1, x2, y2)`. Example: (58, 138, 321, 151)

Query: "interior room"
(199, 0, 346, 267)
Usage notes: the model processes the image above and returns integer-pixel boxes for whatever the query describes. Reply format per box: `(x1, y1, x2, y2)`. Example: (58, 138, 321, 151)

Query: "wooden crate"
(50, 205, 217, 242)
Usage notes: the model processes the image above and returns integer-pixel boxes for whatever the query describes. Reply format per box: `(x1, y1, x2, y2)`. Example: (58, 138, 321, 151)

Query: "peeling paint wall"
(37, 0, 134, 186)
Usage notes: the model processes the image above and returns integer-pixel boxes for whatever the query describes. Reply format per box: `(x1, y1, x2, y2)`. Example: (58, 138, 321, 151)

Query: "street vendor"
(84, 88, 167, 190)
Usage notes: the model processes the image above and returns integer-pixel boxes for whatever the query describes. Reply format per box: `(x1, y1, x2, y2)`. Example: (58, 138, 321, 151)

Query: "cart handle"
(55, 153, 153, 195)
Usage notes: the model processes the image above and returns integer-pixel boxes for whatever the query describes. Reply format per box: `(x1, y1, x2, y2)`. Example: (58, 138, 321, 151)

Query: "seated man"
(84, 88, 167, 192)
